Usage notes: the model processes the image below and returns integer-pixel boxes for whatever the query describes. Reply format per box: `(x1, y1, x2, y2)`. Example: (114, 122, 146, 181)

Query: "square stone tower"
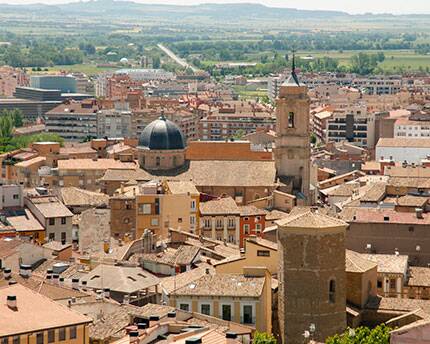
(274, 64, 311, 204)
(277, 210, 347, 344)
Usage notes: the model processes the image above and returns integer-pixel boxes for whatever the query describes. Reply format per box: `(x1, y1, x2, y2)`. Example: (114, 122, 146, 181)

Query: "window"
(288, 112, 295, 128)
(390, 279, 396, 290)
(179, 303, 190, 311)
(255, 223, 262, 233)
(377, 280, 382, 289)
(228, 218, 235, 228)
(155, 156, 160, 167)
(138, 203, 152, 215)
(204, 218, 211, 229)
(190, 215, 196, 225)
(178, 218, 183, 223)
(61, 217, 66, 225)
(222, 304, 232, 321)
(242, 305, 253, 324)
(201, 304, 211, 315)
(59, 328, 66, 341)
(123, 217, 130, 224)
(191, 200, 196, 211)
(36, 333, 44, 344)
(126, 203, 132, 210)
(49, 218, 55, 226)
(1, 338, 8, 344)
(13, 194, 19, 200)
(61, 232, 66, 243)
(151, 218, 159, 226)
(12, 336, 19, 344)
(257, 250, 270, 257)
(48, 330, 55, 343)
(49, 233, 55, 241)
(216, 218, 223, 228)
(69, 326, 77, 340)
(243, 224, 250, 234)
(329, 280, 336, 303)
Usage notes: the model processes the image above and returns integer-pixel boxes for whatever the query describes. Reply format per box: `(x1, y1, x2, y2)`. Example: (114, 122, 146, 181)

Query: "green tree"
(0, 115, 13, 138)
(254, 331, 277, 344)
(326, 325, 391, 344)
(153, 56, 161, 68)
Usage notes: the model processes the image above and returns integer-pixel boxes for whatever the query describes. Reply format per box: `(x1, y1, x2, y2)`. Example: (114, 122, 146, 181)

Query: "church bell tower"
(275, 56, 311, 204)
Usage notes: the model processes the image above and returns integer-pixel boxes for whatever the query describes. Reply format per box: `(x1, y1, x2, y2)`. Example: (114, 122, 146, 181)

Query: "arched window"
(329, 279, 336, 303)
(156, 156, 160, 167)
(288, 112, 295, 128)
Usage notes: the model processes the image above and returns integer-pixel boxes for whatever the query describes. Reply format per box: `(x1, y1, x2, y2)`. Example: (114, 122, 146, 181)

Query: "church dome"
(138, 115, 185, 150)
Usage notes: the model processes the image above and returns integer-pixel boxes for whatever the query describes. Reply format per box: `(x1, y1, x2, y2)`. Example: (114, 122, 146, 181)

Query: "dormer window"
(288, 112, 295, 128)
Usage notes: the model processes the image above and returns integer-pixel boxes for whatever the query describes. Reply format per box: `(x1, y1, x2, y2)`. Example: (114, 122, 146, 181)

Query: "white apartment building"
(0, 184, 23, 209)
(114, 69, 175, 81)
(394, 118, 430, 139)
(376, 138, 430, 164)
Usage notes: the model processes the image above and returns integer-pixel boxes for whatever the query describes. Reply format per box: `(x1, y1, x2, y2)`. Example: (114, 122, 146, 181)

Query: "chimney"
(103, 288, 110, 298)
(72, 278, 79, 290)
(59, 277, 65, 286)
(226, 332, 238, 344)
(137, 323, 148, 330)
(52, 274, 59, 285)
(185, 338, 202, 344)
(121, 182, 125, 194)
(149, 315, 160, 327)
(81, 280, 87, 291)
(46, 269, 53, 279)
(416, 208, 424, 219)
(19, 264, 32, 278)
(4, 268, 11, 279)
(123, 295, 130, 304)
(8, 280, 17, 286)
(167, 311, 176, 318)
(7, 295, 17, 310)
(205, 268, 210, 275)
(129, 331, 139, 344)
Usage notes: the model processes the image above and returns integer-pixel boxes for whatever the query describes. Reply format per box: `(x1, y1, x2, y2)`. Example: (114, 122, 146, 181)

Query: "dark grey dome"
(138, 115, 185, 150)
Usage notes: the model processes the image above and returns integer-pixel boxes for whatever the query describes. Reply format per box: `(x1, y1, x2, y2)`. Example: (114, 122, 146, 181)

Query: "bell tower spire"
(274, 52, 311, 205)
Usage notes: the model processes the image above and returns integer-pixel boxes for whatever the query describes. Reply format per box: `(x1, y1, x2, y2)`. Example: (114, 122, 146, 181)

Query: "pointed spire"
(290, 50, 301, 86)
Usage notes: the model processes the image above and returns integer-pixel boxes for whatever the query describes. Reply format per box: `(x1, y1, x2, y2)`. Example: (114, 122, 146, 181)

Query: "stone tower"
(275, 57, 311, 204)
(277, 210, 347, 344)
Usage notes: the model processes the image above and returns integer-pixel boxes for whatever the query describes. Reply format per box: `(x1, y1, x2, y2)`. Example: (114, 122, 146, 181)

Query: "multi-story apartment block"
(326, 106, 376, 149)
(394, 114, 430, 139)
(199, 197, 240, 244)
(44, 99, 100, 141)
(24, 195, 73, 243)
(169, 267, 272, 333)
(0, 284, 92, 344)
(352, 76, 402, 95)
(199, 101, 275, 141)
(0, 184, 23, 209)
(136, 180, 200, 239)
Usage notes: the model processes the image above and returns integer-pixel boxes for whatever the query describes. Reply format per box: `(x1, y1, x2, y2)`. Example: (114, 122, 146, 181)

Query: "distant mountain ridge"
(0, 0, 427, 20)
(0, 0, 350, 19)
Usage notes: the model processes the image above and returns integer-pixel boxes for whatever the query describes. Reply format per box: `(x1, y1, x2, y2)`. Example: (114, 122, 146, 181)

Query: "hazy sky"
(0, 0, 429, 15)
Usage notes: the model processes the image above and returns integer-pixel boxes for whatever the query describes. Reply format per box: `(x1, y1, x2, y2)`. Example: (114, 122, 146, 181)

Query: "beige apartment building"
(199, 197, 240, 244)
(199, 101, 275, 141)
(169, 267, 272, 333)
(24, 195, 73, 243)
(136, 180, 200, 239)
(0, 284, 92, 344)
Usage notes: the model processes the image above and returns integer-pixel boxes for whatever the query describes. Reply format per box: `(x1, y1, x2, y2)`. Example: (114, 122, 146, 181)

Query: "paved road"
(157, 43, 198, 72)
